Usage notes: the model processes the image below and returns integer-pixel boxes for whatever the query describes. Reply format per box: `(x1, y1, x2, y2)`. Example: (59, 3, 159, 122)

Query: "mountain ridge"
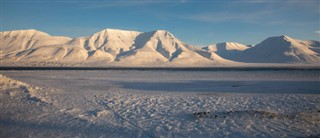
(1, 29, 319, 66)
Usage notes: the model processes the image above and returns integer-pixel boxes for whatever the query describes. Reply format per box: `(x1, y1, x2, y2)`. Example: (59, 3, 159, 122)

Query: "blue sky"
(1, 0, 319, 46)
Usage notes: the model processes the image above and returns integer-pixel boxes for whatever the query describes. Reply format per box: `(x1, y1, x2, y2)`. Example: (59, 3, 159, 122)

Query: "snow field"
(1, 70, 320, 137)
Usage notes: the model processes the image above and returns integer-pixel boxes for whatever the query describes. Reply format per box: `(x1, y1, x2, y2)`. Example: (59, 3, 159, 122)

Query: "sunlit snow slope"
(1, 29, 319, 66)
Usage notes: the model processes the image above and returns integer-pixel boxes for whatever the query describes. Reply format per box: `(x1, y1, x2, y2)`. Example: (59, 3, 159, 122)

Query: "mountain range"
(1, 29, 319, 67)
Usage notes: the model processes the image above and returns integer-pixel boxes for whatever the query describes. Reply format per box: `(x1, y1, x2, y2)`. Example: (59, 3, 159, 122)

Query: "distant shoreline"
(1, 66, 320, 71)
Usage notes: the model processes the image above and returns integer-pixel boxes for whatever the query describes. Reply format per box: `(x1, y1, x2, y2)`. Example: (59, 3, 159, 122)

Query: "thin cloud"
(80, 1, 173, 9)
(238, 0, 319, 13)
(316, 31, 320, 38)
(182, 10, 273, 23)
(179, 0, 188, 3)
(82, 2, 143, 9)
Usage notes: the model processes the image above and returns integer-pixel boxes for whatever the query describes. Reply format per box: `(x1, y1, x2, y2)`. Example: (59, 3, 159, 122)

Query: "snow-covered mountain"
(1, 29, 319, 66)
(115, 30, 232, 65)
(0, 29, 232, 66)
(204, 42, 250, 60)
(235, 36, 320, 63)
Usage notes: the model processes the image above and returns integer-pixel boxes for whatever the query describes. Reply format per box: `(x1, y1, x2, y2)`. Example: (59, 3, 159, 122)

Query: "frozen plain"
(1, 70, 320, 137)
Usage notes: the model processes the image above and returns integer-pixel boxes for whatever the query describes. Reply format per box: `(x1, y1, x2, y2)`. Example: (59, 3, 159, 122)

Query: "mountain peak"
(90, 28, 141, 39)
(149, 30, 175, 39)
(239, 35, 320, 63)
(1, 28, 319, 65)
(96, 28, 141, 34)
(207, 42, 249, 51)
(280, 35, 294, 41)
(280, 35, 290, 38)
(1, 29, 49, 38)
(153, 29, 169, 33)
(104, 28, 119, 31)
(267, 35, 295, 42)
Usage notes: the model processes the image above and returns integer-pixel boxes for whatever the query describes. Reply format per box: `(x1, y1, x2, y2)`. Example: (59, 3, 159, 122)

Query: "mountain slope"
(116, 30, 218, 65)
(1, 29, 319, 66)
(237, 36, 320, 63)
(86, 29, 141, 56)
(0, 29, 71, 55)
(0, 30, 91, 65)
(204, 42, 250, 60)
(0, 29, 220, 66)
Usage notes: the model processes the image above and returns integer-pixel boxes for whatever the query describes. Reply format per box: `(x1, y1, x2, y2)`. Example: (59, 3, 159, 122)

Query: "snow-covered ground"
(1, 70, 320, 137)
